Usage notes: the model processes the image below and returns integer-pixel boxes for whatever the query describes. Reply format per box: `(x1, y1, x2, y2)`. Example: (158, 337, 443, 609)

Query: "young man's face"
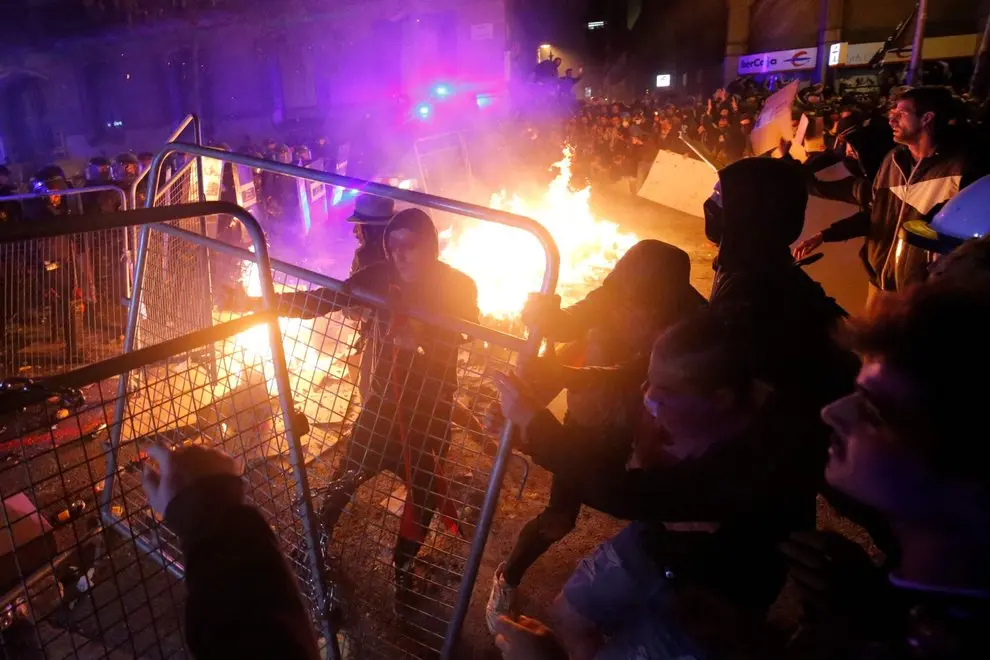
(822, 360, 936, 519)
(388, 229, 433, 283)
(644, 347, 744, 451)
(889, 99, 930, 145)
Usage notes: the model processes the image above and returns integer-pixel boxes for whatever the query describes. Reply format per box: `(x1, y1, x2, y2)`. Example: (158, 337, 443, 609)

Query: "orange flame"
(440, 147, 638, 320)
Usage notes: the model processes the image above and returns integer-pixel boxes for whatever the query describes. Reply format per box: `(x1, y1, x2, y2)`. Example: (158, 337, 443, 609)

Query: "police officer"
(112, 153, 141, 192)
(82, 157, 121, 215)
(25, 166, 82, 361)
(293, 144, 313, 167)
(263, 145, 298, 230)
(26, 165, 75, 220)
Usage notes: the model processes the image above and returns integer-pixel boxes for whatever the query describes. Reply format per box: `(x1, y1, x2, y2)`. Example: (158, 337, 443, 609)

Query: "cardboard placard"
(750, 81, 798, 156)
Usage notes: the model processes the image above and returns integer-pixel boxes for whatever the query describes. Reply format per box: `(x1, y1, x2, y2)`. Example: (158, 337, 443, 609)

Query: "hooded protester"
(260, 208, 479, 616)
(492, 308, 827, 660)
(708, 157, 900, 569)
(487, 241, 707, 632)
(705, 157, 857, 414)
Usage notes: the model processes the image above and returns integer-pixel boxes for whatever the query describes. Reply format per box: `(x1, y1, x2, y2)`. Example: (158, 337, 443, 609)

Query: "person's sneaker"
(485, 562, 517, 634)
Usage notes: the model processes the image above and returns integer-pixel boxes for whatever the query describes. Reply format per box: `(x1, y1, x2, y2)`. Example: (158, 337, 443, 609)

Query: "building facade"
(724, 0, 990, 89)
(0, 0, 507, 171)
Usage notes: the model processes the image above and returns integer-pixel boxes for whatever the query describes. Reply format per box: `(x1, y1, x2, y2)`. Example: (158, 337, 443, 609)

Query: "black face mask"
(703, 183, 723, 245)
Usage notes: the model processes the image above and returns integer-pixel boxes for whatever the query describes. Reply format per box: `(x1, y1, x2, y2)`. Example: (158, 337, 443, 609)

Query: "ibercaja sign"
(738, 48, 817, 75)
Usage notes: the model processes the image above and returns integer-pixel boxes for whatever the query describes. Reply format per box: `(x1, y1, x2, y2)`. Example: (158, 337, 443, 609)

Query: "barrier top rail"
(157, 221, 530, 354)
(146, 142, 562, 297)
(130, 113, 203, 208)
(0, 184, 128, 211)
(0, 200, 248, 244)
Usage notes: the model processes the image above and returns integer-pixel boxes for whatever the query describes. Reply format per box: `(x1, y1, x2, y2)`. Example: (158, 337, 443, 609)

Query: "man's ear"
(921, 111, 936, 129)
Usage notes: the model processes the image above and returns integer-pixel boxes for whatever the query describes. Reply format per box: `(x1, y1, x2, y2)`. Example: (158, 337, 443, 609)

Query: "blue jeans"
(562, 523, 708, 660)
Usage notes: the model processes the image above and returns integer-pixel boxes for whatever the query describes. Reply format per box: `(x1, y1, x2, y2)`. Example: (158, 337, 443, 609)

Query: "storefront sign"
(828, 43, 844, 66)
(738, 47, 817, 75)
(750, 81, 798, 156)
(831, 34, 980, 67)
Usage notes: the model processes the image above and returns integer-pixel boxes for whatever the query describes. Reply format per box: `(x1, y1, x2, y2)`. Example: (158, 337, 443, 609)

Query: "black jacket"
(788, 585, 990, 660)
(523, 391, 825, 611)
(818, 138, 986, 290)
(709, 158, 857, 412)
(274, 260, 479, 404)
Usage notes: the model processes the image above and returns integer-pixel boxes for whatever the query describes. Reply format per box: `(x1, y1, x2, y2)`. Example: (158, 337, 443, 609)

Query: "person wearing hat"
(254, 208, 479, 616)
(346, 194, 395, 275)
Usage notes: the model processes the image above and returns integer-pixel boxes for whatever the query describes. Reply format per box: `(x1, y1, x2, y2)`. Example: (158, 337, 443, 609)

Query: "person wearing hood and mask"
(706, 157, 898, 574)
(705, 157, 858, 413)
(486, 241, 707, 633)
(256, 208, 479, 616)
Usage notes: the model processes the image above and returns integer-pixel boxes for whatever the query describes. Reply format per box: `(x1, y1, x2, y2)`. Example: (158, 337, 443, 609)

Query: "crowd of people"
(561, 75, 989, 186)
(6, 66, 990, 658)
(115, 83, 990, 660)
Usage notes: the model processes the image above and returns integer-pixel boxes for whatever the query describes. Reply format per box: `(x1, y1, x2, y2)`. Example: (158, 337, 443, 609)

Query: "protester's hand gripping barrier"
(0, 202, 313, 658)
(1, 186, 130, 382)
(142, 146, 562, 658)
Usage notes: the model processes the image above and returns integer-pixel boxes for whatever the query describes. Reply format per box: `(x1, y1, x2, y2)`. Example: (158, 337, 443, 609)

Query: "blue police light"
(416, 103, 432, 119)
(433, 83, 452, 99)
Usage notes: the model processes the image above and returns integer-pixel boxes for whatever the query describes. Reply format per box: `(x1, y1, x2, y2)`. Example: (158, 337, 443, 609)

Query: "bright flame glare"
(440, 147, 638, 319)
(218, 252, 354, 403)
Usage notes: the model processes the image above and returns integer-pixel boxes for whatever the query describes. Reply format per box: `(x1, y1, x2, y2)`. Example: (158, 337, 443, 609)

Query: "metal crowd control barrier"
(0, 202, 328, 658)
(129, 114, 204, 211)
(1, 186, 130, 381)
(143, 145, 561, 658)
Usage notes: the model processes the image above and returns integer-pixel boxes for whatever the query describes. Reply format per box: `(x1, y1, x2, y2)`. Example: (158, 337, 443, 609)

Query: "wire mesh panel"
(0, 373, 189, 659)
(133, 160, 214, 352)
(0, 205, 328, 659)
(139, 146, 561, 659)
(1, 200, 130, 381)
(248, 265, 517, 659)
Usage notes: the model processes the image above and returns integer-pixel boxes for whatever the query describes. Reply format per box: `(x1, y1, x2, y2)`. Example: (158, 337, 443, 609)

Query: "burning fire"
(219, 255, 353, 400)
(211, 147, 636, 454)
(440, 147, 638, 319)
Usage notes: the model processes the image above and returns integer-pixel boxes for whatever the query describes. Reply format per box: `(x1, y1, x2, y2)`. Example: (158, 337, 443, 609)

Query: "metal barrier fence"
(129, 114, 204, 211)
(0, 202, 307, 659)
(1, 186, 129, 381)
(142, 146, 561, 658)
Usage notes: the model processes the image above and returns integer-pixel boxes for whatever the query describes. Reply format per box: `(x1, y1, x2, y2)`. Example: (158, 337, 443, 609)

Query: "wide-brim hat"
(347, 194, 395, 225)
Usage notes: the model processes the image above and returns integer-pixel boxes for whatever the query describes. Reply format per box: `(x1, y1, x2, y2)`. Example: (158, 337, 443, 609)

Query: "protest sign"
(750, 81, 798, 156)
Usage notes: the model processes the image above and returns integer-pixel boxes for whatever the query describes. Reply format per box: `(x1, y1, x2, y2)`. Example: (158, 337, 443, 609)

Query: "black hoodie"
(273, 209, 479, 403)
(708, 158, 857, 412)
